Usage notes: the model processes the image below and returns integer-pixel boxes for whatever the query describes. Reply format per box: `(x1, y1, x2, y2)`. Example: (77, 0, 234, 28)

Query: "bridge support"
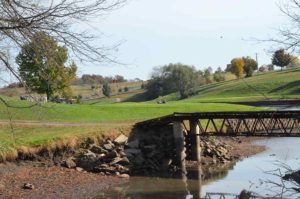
(173, 121, 187, 173)
(190, 120, 201, 163)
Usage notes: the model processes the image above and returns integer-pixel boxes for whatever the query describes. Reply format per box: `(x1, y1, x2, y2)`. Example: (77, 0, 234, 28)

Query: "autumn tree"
(230, 58, 244, 78)
(16, 33, 77, 100)
(243, 57, 258, 77)
(272, 49, 291, 70)
(288, 55, 300, 68)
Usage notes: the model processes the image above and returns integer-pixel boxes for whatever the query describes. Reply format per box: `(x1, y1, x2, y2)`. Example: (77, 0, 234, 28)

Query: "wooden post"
(190, 120, 201, 163)
(173, 121, 187, 173)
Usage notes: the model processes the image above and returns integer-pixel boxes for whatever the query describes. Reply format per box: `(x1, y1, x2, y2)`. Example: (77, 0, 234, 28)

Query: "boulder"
(103, 143, 114, 151)
(75, 155, 99, 171)
(114, 134, 128, 145)
(23, 183, 35, 190)
(104, 150, 119, 159)
(118, 173, 130, 178)
(76, 167, 84, 172)
(83, 150, 97, 158)
(109, 157, 130, 166)
(65, 157, 76, 169)
(90, 145, 107, 154)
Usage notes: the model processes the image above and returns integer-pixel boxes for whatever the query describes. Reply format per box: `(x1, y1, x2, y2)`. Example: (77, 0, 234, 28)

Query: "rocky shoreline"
(0, 133, 265, 199)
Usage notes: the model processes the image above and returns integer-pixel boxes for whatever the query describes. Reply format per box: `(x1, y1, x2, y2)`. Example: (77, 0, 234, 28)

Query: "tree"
(268, 0, 300, 54)
(230, 58, 244, 78)
(16, 33, 77, 100)
(243, 57, 258, 77)
(213, 67, 225, 82)
(288, 55, 300, 68)
(0, 0, 126, 94)
(102, 82, 111, 98)
(272, 49, 291, 70)
(204, 67, 213, 84)
(146, 63, 200, 99)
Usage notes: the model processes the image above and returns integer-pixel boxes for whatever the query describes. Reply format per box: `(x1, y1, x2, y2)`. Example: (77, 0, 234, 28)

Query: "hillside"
(161, 68, 300, 103)
(0, 81, 145, 103)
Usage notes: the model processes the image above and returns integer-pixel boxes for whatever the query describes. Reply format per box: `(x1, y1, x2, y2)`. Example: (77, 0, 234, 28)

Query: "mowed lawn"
(0, 99, 262, 158)
(0, 100, 262, 123)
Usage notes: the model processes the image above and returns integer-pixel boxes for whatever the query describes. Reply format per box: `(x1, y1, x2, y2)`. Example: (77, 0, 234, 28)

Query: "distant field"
(0, 81, 145, 101)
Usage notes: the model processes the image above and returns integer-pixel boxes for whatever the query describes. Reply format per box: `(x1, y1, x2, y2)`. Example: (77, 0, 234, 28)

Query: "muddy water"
(94, 138, 300, 198)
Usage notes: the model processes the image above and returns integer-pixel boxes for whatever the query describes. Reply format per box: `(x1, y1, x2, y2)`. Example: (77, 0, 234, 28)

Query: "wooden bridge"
(136, 110, 300, 169)
(136, 111, 300, 137)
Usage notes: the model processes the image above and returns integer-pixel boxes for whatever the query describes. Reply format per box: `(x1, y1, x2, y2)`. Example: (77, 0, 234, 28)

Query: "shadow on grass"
(269, 80, 300, 94)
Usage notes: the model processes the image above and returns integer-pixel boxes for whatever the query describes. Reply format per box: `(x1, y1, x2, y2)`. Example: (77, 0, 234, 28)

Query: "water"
(95, 138, 300, 198)
(96, 105, 300, 198)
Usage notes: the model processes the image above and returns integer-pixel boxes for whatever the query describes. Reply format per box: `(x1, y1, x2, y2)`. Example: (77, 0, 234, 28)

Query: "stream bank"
(0, 131, 264, 199)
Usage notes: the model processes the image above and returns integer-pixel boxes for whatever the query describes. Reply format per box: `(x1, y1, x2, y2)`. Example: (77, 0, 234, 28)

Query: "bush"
(124, 87, 129, 92)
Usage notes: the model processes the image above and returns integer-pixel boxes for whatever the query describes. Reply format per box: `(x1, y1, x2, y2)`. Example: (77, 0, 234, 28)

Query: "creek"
(94, 105, 300, 198)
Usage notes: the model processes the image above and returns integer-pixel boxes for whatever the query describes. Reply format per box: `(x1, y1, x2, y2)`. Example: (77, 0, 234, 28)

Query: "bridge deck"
(136, 111, 300, 137)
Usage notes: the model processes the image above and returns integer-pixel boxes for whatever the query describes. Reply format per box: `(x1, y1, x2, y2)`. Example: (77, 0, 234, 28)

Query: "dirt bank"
(0, 137, 265, 199)
(0, 162, 128, 199)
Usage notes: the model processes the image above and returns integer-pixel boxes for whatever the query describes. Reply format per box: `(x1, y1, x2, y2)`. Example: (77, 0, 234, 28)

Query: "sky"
(76, 0, 290, 80)
(5, 0, 290, 83)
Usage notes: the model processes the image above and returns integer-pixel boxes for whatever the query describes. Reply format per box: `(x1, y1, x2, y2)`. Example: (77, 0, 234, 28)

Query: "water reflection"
(93, 138, 300, 198)
(93, 162, 236, 199)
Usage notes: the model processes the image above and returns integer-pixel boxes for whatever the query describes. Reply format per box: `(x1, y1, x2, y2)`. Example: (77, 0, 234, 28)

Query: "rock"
(90, 145, 107, 154)
(109, 157, 130, 166)
(103, 143, 114, 151)
(102, 140, 115, 151)
(84, 150, 97, 158)
(114, 134, 128, 145)
(23, 183, 35, 190)
(75, 155, 99, 171)
(76, 167, 84, 172)
(65, 157, 76, 169)
(127, 139, 139, 148)
(118, 173, 130, 178)
(109, 157, 123, 165)
(104, 150, 119, 159)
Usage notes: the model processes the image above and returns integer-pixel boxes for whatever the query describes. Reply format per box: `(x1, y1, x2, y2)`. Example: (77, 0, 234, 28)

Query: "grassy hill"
(161, 68, 300, 103)
(0, 81, 145, 102)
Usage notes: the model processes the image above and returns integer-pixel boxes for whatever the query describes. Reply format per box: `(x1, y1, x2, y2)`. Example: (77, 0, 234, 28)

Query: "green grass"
(161, 68, 300, 103)
(0, 99, 263, 123)
(0, 98, 262, 156)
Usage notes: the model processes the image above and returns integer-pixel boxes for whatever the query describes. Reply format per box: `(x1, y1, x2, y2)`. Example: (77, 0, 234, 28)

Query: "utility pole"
(255, 53, 258, 66)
